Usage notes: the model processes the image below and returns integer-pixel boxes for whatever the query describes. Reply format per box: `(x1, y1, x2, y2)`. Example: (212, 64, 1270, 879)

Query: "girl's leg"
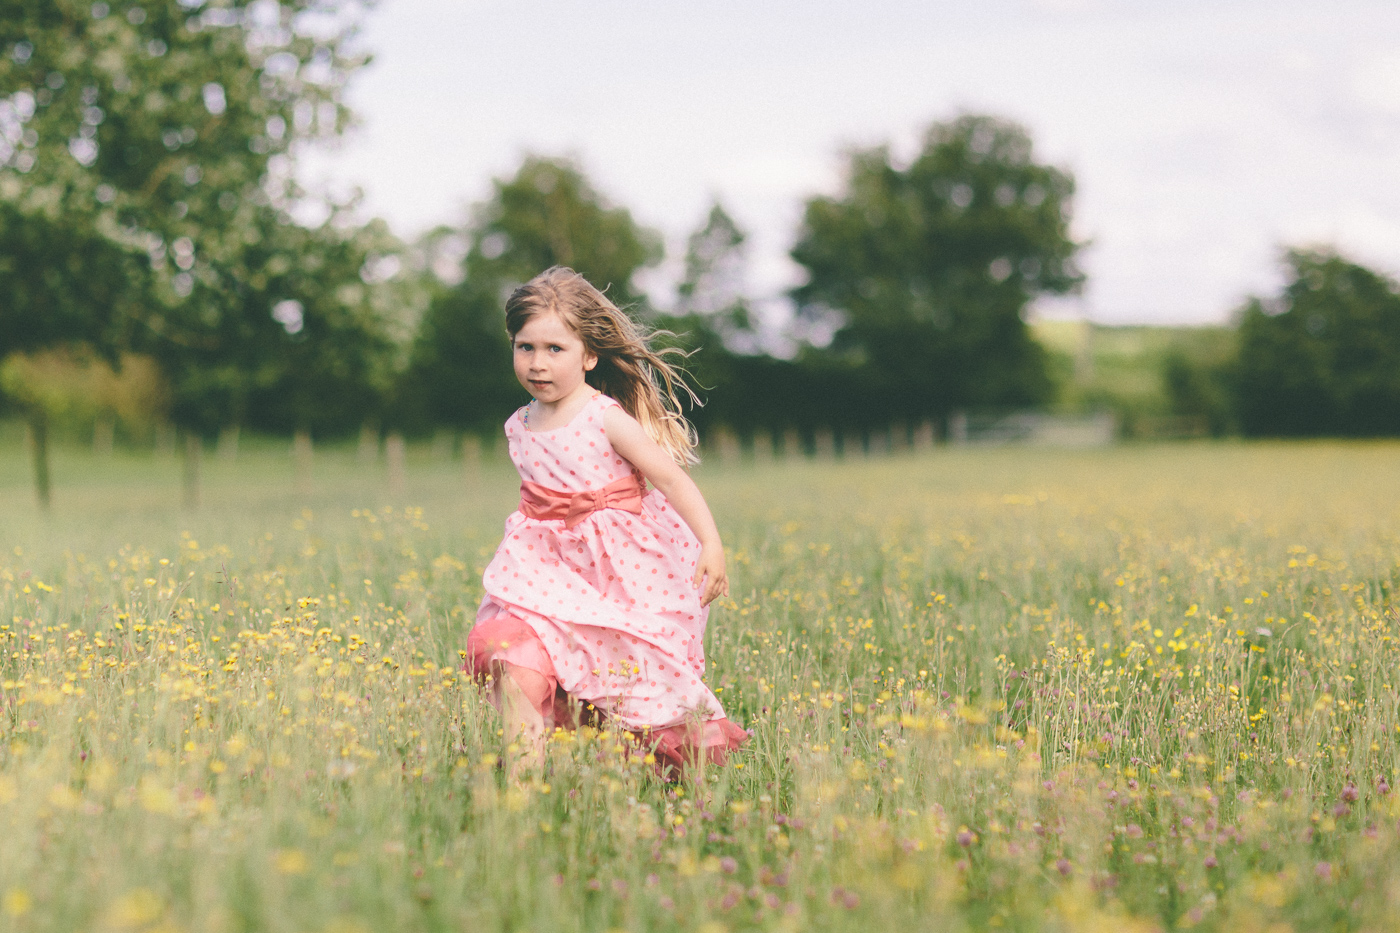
(491, 661, 551, 779)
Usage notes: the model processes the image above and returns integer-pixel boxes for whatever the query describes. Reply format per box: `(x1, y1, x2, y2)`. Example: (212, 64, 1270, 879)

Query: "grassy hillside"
(1033, 320, 1236, 436)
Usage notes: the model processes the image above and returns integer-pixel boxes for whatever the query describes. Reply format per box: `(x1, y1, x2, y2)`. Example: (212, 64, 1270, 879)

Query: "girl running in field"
(466, 266, 748, 776)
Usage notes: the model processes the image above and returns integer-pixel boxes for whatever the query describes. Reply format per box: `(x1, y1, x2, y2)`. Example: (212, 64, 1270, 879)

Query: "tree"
(159, 209, 405, 505)
(1161, 338, 1234, 437)
(1234, 249, 1400, 436)
(659, 201, 818, 444)
(1, 0, 384, 504)
(0, 200, 149, 505)
(397, 156, 663, 436)
(156, 211, 402, 436)
(674, 201, 757, 354)
(790, 114, 1082, 432)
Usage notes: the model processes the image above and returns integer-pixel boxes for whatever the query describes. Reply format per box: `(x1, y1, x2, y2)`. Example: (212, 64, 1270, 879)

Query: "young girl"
(466, 266, 748, 775)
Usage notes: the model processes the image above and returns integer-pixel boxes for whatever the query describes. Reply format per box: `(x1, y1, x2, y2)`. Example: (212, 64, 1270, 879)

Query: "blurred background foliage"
(3, 1, 1400, 506)
(391, 155, 664, 439)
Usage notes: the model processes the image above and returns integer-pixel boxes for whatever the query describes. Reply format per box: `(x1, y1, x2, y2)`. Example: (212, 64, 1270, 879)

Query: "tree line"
(4, 1, 1400, 509)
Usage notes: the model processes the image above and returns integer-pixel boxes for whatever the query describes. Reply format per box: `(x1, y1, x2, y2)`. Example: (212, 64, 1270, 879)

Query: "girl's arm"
(603, 406, 728, 607)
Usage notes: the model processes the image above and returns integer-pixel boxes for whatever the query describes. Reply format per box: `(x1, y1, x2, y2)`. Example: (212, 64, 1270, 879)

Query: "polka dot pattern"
(473, 393, 730, 731)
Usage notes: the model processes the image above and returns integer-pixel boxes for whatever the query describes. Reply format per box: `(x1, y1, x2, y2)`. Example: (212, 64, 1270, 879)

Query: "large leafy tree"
(1234, 249, 1400, 436)
(674, 201, 756, 353)
(791, 114, 1082, 431)
(160, 211, 402, 438)
(0, 202, 149, 504)
(0, 0, 389, 504)
(397, 156, 662, 436)
(0, 0, 368, 341)
(658, 201, 787, 440)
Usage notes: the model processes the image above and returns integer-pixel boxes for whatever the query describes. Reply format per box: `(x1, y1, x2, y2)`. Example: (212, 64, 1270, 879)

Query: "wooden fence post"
(293, 430, 313, 496)
(386, 433, 406, 497)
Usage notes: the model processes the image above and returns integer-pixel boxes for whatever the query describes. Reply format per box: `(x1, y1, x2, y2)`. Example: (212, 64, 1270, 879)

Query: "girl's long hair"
(505, 266, 701, 466)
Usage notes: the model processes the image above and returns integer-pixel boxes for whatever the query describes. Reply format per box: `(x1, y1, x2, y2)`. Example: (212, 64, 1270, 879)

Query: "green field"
(1031, 320, 1235, 436)
(2, 437, 1400, 932)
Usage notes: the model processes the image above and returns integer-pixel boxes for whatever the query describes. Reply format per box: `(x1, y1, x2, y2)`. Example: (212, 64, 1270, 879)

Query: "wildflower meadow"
(2, 438, 1400, 933)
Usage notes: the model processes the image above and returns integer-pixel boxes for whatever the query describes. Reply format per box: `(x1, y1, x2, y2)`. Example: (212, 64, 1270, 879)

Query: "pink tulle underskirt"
(466, 615, 747, 774)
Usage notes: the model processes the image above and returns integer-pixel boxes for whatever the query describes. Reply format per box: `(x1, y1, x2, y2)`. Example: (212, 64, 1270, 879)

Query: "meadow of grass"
(2, 435, 1400, 932)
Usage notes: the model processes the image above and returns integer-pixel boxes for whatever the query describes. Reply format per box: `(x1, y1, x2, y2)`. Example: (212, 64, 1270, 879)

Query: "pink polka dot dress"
(467, 392, 747, 769)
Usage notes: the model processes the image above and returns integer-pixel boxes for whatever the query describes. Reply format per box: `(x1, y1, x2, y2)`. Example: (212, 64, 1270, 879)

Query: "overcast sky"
(299, 0, 1400, 325)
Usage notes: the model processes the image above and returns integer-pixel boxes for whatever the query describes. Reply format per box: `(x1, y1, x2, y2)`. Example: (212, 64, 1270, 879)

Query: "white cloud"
(301, 0, 1400, 325)
(1024, 0, 1110, 13)
(1349, 52, 1400, 114)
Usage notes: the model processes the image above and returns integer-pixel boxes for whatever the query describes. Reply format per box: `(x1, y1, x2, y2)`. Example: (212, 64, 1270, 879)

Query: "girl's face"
(512, 311, 597, 405)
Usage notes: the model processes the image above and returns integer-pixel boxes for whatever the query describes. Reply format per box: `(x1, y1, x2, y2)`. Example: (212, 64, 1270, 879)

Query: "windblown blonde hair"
(505, 266, 701, 466)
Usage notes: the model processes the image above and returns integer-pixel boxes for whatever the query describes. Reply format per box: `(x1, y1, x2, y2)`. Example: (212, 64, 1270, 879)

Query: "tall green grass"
(2, 437, 1399, 932)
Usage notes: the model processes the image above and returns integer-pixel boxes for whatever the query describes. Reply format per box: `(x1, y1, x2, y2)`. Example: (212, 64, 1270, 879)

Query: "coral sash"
(519, 474, 646, 529)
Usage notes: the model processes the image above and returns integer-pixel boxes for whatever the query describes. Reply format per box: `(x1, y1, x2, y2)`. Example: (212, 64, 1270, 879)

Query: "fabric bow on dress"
(519, 473, 646, 529)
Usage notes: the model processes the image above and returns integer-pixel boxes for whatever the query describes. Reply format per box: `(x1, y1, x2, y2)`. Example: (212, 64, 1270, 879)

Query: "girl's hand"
(694, 544, 729, 608)
(605, 406, 731, 609)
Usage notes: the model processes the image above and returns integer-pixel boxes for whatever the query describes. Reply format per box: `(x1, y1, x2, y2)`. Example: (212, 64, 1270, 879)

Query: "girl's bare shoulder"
(601, 399, 645, 438)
